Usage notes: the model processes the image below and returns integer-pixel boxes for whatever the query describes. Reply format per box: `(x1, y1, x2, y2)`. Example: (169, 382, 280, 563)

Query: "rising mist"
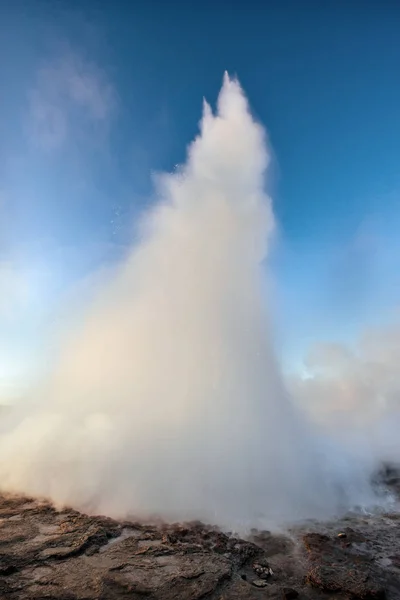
(0, 75, 383, 530)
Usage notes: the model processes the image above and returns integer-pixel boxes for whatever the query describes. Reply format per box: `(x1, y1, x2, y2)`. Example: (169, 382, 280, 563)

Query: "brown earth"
(1, 470, 400, 599)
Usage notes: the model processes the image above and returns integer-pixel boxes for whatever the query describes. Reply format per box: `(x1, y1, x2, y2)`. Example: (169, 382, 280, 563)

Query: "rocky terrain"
(1, 468, 400, 599)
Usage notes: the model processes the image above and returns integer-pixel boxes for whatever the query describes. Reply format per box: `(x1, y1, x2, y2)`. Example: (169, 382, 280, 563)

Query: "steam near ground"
(0, 75, 399, 531)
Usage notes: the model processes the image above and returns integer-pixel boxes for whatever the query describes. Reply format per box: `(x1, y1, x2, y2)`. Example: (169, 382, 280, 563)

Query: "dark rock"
(282, 587, 298, 599)
(372, 462, 400, 497)
(1, 493, 400, 599)
(306, 564, 385, 599)
(303, 531, 386, 599)
(253, 556, 273, 580)
(0, 494, 264, 599)
(390, 555, 400, 568)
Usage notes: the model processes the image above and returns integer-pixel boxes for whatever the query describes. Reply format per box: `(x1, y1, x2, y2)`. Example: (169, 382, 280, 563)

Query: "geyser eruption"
(0, 75, 376, 529)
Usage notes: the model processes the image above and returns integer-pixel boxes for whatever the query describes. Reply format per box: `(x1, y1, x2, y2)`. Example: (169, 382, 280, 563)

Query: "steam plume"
(0, 75, 379, 529)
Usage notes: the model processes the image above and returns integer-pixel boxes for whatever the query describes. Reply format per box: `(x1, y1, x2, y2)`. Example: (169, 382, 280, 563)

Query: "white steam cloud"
(0, 75, 393, 530)
(290, 323, 400, 464)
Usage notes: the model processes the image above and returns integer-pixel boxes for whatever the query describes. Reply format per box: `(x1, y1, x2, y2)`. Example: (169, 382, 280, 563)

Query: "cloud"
(28, 52, 116, 150)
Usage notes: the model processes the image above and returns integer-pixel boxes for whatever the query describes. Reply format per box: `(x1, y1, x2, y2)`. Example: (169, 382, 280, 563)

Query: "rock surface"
(1, 469, 400, 599)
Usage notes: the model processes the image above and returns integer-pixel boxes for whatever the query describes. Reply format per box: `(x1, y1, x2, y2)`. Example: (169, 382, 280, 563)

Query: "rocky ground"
(1, 468, 400, 599)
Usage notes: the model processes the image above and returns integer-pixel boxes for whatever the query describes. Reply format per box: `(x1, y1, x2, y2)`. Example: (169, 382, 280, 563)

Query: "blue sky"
(1, 0, 400, 390)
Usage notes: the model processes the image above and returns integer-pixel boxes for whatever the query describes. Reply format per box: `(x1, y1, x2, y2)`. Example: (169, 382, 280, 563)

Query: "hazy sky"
(1, 0, 400, 390)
